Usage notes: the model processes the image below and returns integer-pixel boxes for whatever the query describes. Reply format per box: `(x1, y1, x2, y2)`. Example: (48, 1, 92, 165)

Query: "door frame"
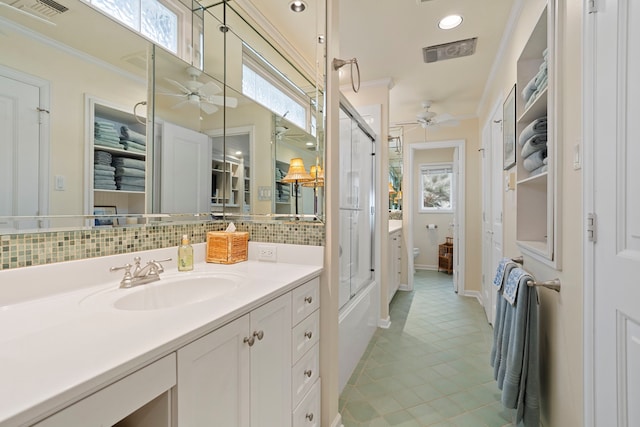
(0, 64, 50, 217)
(405, 140, 466, 294)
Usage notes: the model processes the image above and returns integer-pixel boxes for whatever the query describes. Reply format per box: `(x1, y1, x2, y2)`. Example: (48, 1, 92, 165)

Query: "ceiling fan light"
(438, 15, 463, 30)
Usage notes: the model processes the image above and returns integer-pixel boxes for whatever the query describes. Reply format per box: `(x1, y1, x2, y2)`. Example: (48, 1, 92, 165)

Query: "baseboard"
(461, 290, 482, 305)
(331, 413, 343, 427)
(378, 316, 391, 328)
(398, 283, 410, 291)
(415, 264, 437, 271)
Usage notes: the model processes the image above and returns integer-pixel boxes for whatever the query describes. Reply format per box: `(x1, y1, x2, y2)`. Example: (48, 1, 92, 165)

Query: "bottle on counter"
(178, 234, 194, 271)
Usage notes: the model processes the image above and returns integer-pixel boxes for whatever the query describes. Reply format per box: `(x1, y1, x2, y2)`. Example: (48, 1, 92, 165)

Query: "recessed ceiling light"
(438, 15, 463, 30)
(235, 151, 242, 155)
(289, 0, 306, 13)
(306, 142, 314, 146)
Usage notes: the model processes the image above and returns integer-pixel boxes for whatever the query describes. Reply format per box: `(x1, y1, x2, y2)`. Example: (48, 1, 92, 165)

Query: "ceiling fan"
(161, 66, 238, 115)
(415, 101, 460, 129)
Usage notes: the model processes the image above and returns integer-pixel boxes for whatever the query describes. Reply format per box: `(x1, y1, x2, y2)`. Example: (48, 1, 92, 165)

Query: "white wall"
(477, 0, 584, 425)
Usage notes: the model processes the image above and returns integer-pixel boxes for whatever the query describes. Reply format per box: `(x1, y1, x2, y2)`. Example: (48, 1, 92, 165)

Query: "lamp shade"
(281, 158, 313, 182)
(396, 190, 402, 200)
(388, 182, 396, 193)
(302, 164, 325, 187)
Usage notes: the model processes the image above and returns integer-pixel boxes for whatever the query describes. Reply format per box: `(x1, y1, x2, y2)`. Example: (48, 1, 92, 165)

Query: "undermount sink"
(81, 273, 243, 311)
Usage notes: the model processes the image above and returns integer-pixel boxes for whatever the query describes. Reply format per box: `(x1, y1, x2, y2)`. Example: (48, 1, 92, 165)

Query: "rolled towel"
(115, 167, 145, 178)
(529, 164, 548, 177)
(523, 149, 547, 172)
(519, 117, 547, 146)
(521, 134, 547, 158)
(521, 75, 537, 103)
(120, 126, 146, 145)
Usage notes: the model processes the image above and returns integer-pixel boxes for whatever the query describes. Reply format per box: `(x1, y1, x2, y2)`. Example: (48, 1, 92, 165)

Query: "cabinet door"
(250, 293, 292, 427)
(177, 315, 250, 427)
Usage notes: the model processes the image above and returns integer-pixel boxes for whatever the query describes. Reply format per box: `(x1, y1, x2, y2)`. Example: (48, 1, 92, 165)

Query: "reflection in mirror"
(0, 0, 325, 232)
(388, 126, 403, 212)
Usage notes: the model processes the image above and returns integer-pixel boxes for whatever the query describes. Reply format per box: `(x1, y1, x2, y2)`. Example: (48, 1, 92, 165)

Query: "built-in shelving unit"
(275, 160, 292, 215)
(514, 1, 561, 268)
(211, 156, 248, 212)
(86, 96, 147, 221)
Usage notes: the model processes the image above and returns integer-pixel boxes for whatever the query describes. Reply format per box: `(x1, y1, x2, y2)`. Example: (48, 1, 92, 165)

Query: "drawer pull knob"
(304, 331, 313, 339)
(304, 369, 313, 377)
(253, 330, 264, 340)
(306, 413, 314, 421)
(304, 296, 313, 304)
(243, 336, 255, 346)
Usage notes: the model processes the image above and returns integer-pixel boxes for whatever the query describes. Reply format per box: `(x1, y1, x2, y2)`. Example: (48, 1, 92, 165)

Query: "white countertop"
(0, 243, 323, 427)
(389, 220, 402, 234)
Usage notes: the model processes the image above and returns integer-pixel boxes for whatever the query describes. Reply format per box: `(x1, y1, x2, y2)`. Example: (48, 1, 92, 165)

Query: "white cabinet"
(388, 229, 402, 305)
(86, 96, 147, 219)
(211, 156, 248, 213)
(177, 293, 292, 427)
(515, 0, 560, 268)
(34, 354, 175, 427)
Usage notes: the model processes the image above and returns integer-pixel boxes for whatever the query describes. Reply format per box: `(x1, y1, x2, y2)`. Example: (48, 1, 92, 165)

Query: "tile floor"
(339, 270, 515, 426)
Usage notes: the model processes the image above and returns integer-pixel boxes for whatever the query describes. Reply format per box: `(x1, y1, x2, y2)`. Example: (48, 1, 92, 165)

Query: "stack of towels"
(94, 120, 122, 149)
(112, 157, 145, 192)
(119, 126, 146, 154)
(490, 258, 540, 426)
(521, 48, 548, 109)
(277, 183, 291, 203)
(518, 116, 548, 177)
(94, 151, 116, 190)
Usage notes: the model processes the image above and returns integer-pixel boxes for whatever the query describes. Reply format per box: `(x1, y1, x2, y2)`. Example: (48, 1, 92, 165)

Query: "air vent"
(7, 0, 68, 18)
(416, 0, 435, 4)
(423, 37, 478, 63)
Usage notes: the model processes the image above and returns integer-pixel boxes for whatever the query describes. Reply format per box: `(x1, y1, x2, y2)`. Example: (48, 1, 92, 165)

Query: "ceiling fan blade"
(208, 95, 238, 108)
(157, 92, 187, 98)
(433, 112, 454, 122)
(439, 119, 460, 127)
(171, 99, 190, 110)
(199, 101, 219, 115)
(198, 81, 222, 97)
(164, 77, 190, 95)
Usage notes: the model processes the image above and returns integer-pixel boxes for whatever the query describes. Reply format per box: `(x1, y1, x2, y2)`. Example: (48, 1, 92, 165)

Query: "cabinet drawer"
(292, 277, 319, 325)
(292, 343, 319, 407)
(292, 310, 319, 364)
(292, 379, 320, 427)
(34, 354, 176, 427)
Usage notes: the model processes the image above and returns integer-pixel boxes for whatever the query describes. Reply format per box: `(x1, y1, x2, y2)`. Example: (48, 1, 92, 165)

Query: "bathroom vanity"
(0, 243, 322, 427)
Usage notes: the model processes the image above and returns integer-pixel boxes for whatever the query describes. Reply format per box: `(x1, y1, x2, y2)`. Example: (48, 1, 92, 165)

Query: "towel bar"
(526, 278, 561, 292)
(512, 256, 524, 265)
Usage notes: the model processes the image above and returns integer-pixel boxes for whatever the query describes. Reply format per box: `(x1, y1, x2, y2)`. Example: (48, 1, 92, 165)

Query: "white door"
(490, 109, 504, 323)
(160, 122, 210, 213)
(250, 293, 292, 427)
(0, 73, 43, 227)
(589, 0, 640, 425)
(176, 315, 251, 427)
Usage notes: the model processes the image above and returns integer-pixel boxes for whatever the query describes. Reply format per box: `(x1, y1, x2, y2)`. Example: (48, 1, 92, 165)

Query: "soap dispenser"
(178, 234, 194, 271)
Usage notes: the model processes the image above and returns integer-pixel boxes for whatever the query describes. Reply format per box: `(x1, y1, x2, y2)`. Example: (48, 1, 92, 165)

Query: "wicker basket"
(206, 231, 249, 264)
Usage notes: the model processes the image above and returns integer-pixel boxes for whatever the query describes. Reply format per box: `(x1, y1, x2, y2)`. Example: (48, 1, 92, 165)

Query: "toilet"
(413, 247, 420, 273)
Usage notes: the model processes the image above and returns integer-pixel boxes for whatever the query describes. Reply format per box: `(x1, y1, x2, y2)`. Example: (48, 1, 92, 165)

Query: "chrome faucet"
(110, 257, 172, 288)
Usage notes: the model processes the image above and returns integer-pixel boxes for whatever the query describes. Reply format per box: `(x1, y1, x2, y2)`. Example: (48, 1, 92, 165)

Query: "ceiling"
(242, 0, 516, 127)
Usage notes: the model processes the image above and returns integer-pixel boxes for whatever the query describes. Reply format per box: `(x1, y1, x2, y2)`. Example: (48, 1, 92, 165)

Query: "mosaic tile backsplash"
(0, 221, 325, 271)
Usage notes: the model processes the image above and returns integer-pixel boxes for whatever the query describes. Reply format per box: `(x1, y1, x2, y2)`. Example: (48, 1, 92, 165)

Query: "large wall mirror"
(0, 0, 325, 233)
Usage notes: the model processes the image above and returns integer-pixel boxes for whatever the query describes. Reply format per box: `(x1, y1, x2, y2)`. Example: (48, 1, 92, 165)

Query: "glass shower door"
(338, 107, 375, 310)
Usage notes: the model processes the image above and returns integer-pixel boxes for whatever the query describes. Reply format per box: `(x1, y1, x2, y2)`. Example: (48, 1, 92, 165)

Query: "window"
(419, 163, 454, 212)
(242, 46, 309, 131)
(87, 0, 181, 55)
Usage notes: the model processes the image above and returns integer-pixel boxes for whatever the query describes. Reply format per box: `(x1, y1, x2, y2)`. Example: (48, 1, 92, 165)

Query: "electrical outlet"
(257, 245, 277, 262)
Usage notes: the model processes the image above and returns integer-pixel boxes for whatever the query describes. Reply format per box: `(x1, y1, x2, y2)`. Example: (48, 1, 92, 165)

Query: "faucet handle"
(149, 258, 172, 274)
(110, 263, 134, 288)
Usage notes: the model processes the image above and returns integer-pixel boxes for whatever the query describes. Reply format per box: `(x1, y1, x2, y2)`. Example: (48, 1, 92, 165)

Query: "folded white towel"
(519, 117, 547, 146)
(523, 149, 547, 172)
(521, 135, 547, 158)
